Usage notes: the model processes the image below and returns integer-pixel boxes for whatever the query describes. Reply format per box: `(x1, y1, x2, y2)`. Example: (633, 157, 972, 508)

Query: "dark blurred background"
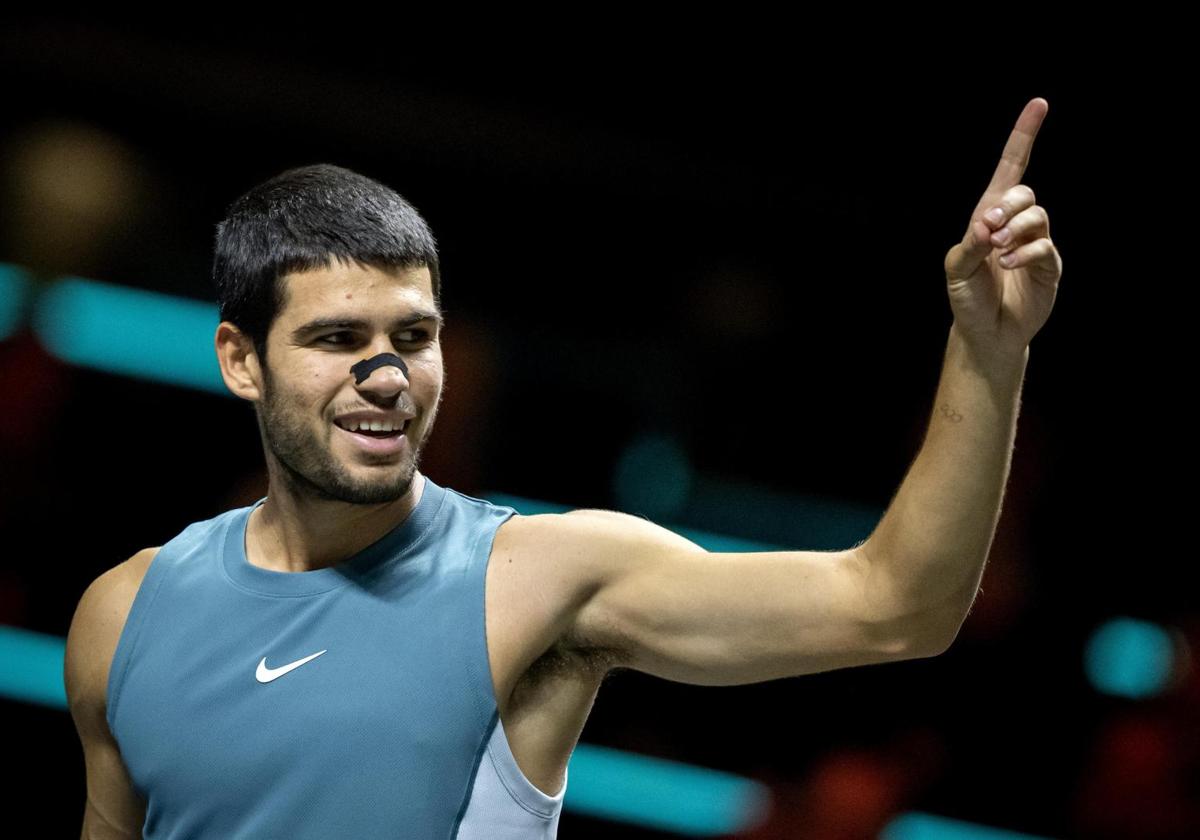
(1, 19, 1191, 839)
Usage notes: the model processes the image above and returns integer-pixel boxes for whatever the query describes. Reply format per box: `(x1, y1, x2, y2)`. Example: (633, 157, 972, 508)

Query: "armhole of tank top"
(105, 545, 172, 738)
(486, 708, 568, 817)
(469, 508, 509, 726)
(470, 505, 568, 816)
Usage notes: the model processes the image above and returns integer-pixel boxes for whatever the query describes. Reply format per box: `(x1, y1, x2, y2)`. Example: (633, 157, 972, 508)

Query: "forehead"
(277, 261, 437, 324)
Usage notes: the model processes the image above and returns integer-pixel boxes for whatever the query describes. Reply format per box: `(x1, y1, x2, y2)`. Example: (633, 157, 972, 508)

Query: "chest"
(110, 573, 494, 819)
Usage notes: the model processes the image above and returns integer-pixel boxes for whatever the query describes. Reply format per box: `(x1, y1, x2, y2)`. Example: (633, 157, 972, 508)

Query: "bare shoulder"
(488, 508, 702, 661)
(65, 547, 160, 836)
(64, 547, 161, 726)
(494, 507, 701, 571)
(488, 513, 657, 796)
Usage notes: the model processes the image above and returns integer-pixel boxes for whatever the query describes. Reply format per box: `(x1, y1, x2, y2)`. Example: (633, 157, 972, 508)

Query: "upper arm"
(538, 510, 944, 686)
(65, 548, 158, 838)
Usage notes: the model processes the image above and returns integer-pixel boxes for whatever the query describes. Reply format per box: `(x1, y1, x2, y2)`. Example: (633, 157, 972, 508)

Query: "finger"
(990, 204, 1050, 251)
(996, 238, 1060, 277)
(985, 98, 1048, 196)
(945, 219, 995, 281)
(980, 184, 1038, 230)
(948, 185, 1035, 278)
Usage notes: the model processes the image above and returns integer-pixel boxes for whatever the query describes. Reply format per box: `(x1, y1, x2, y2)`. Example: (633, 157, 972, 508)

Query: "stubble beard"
(255, 373, 427, 506)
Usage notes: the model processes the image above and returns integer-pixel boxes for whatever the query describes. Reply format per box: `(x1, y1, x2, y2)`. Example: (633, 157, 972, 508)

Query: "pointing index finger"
(985, 97, 1048, 195)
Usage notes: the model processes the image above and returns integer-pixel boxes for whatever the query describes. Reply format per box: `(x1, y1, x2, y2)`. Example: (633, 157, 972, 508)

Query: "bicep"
(66, 562, 151, 838)
(77, 722, 146, 839)
(562, 511, 933, 686)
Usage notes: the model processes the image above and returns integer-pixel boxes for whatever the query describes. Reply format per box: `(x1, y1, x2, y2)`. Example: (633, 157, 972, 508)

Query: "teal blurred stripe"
(31, 276, 229, 395)
(687, 475, 881, 552)
(0, 625, 68, 709)
(881, 812, 1058, 840)
(566, 741, 770, 836)
(482, 493, 575, 515)
(484, 492, 785, 553)
(0, 262, 33, 340)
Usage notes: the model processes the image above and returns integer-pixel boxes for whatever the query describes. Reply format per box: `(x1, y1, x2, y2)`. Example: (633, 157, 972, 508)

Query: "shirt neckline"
(221, 474, 447, 596)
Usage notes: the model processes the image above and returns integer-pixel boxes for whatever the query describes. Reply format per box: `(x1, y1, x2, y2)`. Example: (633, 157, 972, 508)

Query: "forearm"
(861, 321, 1029, 642)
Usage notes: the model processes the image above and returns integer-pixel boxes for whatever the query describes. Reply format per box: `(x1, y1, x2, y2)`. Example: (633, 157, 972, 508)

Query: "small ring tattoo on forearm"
(940, 403, 964, 423)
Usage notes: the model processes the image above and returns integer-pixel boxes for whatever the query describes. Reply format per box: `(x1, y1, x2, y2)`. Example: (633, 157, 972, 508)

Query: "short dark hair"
(212, 163, 440, 366)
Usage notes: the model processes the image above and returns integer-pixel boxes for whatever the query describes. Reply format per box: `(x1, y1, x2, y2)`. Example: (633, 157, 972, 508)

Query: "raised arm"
(862, 97, 1061, 636)
(499, 100, 1063, 687)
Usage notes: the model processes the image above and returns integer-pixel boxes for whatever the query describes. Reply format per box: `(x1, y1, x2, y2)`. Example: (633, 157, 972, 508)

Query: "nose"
(350, 352, 410, 396)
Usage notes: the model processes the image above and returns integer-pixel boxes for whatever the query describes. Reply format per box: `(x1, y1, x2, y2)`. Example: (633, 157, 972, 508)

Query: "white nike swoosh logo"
(256, 650, 328, 683)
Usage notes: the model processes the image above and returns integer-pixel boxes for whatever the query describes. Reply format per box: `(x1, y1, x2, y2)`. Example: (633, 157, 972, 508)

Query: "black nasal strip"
(350, 353, 409, 385)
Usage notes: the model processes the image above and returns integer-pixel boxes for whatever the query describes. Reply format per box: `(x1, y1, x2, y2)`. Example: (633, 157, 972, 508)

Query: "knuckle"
(1011, 205, 1048, 236)
(944, 247, 967, 278)
(944, 249, 958, 274)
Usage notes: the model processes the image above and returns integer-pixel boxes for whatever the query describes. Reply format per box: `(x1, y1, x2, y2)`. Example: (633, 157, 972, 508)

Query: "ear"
(215, 322, 264, 401)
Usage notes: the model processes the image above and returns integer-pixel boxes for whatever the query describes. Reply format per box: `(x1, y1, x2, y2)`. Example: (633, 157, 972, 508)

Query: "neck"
(246, 471, 426, 573)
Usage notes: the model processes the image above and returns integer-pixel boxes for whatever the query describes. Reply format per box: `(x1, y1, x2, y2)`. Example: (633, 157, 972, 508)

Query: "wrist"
(948, 322, 1030, 381)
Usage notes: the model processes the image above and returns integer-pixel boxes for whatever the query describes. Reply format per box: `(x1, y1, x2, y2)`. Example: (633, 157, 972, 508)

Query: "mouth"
(334, 419, 411, 437)
(333, 419, 411, 454)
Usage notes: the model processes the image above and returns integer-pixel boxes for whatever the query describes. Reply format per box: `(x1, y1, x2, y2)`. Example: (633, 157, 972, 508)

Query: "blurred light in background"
(0, 625, 67, 708)
(1084, 616, 1178, 699)
(485, 491, 786, 553)
(881, 811, 1058, 840)
(614, 432, 694, 520)
(685, 474, 880, 552)
(0, 263, 32, 340)
(31, 275, 227, 395)
(563, 740, 770, 836)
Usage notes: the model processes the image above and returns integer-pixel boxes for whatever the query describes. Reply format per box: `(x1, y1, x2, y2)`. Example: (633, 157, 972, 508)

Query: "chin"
(343, 467, 416, 503)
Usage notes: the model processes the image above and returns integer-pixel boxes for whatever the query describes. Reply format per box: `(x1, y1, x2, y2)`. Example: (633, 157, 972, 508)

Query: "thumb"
(944, 216, 993, 281)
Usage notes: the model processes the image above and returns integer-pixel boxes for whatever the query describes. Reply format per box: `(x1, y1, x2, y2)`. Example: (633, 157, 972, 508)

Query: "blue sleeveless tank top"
(106, 474, 567, 839)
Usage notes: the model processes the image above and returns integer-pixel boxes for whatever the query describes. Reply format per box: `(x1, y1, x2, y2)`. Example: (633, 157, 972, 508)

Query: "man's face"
(253, 261, 444, 505)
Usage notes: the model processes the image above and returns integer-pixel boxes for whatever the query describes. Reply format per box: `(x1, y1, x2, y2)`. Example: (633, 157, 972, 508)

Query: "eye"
(318, 332, 353, 345)
(317, 330, 431, 346)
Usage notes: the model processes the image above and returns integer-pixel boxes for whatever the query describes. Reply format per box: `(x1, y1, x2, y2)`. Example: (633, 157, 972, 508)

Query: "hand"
(943, 98, 1063, 362)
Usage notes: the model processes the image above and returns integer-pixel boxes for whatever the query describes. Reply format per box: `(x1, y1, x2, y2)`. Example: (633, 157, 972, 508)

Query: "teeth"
(338, 419, 406, 433)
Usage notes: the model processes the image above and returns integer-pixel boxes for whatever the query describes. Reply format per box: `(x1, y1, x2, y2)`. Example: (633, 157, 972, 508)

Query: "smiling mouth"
(334, 420, 411, 438)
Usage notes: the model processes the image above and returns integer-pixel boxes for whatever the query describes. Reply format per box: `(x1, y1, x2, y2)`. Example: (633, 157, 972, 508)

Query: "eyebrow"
(291, 310, 445, 340)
